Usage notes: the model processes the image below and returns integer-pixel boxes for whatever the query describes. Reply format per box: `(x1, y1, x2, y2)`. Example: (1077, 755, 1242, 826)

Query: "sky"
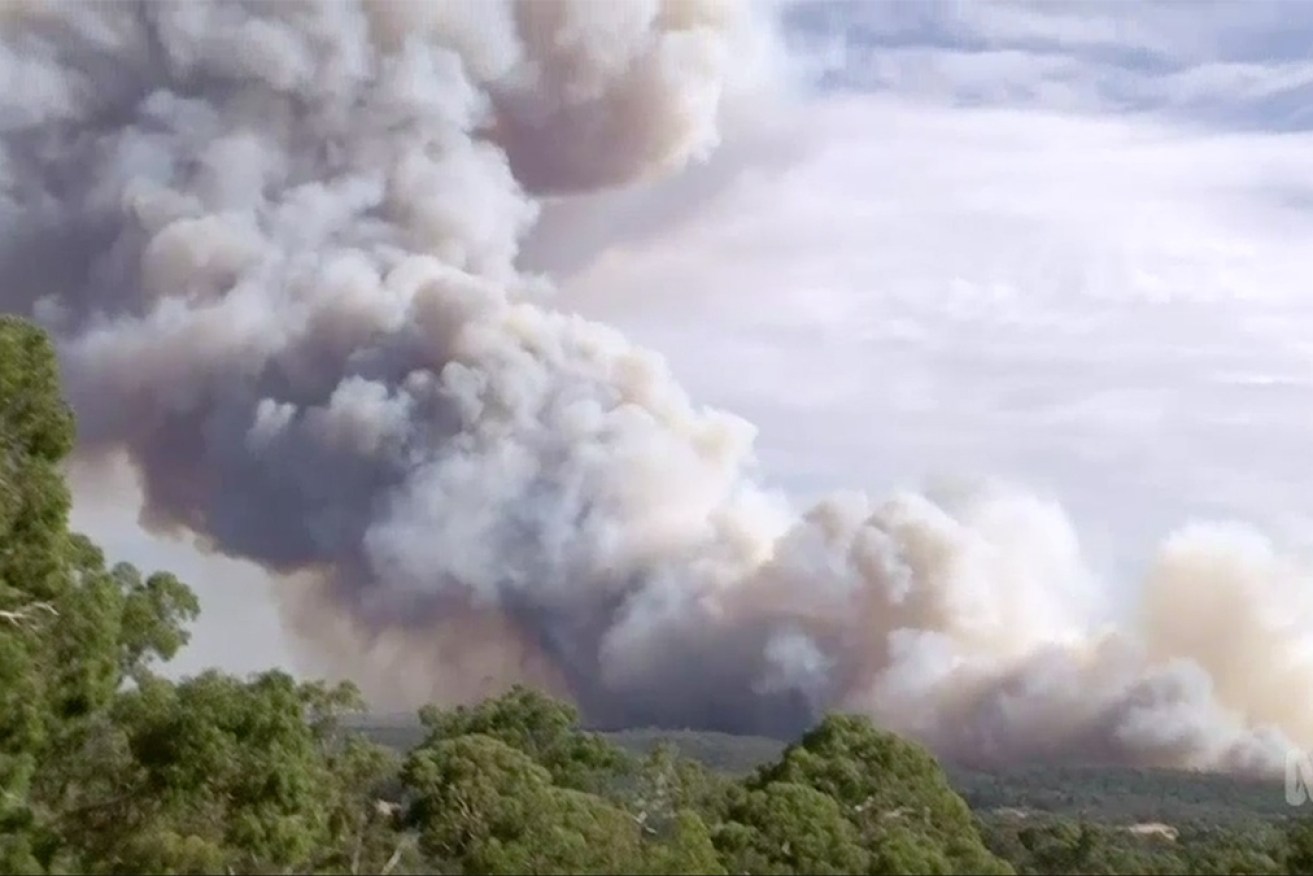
(67, 0, 1313, 683)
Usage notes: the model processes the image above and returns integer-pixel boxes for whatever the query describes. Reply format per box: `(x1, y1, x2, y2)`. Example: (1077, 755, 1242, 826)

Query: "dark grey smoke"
(3, 0, 1311, 778)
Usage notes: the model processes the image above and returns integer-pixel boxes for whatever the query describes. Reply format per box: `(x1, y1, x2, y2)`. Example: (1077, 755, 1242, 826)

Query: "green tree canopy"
(416, 684, 632, 794)
(714, 779, 870, 875)
(401, 732, 644, 874)
(751, 713, 1013, 875)
(0, 317, 401, 875)
(0, 317, 200, 873)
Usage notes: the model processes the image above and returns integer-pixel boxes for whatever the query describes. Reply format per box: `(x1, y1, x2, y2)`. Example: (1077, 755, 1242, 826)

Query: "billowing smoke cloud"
(3, 0, 1311, 779)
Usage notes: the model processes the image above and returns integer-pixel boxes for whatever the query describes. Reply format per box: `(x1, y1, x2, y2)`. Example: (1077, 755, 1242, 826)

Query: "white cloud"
(538, 7, 1313, 604)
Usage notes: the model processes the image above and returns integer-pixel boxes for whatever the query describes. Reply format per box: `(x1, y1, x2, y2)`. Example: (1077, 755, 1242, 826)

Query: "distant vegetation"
(353, 716, 1295, 828)
(350, 713, 1306, 874)
(4, 310, 1313, 874)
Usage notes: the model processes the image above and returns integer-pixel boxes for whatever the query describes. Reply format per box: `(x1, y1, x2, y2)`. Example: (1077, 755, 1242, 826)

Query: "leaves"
(416, 684, 633, 794)
(714, 780, 870, 875)
(750, 713, 1014, 874)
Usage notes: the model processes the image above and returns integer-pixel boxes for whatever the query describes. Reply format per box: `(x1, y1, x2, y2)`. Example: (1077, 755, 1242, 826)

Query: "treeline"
(2, 312, 1313, 875)
(359, 720, 1298, 830)
(953, 763, 1293, 828)
(976, 813, 1296, 876)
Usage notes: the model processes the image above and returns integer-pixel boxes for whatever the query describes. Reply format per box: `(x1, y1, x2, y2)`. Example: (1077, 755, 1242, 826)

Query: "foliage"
(415, 684, 633, 795)
(0, 319, 201, 872)
(713, 780, 870, 875)
(749, 713, 1014, 874)
(0, 317, 401, 875)
(954, 761, 1293, 829)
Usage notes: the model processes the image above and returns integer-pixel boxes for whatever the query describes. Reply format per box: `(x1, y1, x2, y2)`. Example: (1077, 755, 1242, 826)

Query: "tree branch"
(350, 815, 364, 876)
(380, 844, 405, 876)
(0, 601, 57, 627)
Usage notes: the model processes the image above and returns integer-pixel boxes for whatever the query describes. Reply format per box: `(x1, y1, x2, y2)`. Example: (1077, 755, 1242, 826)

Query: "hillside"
(350, 715, 1294, 830)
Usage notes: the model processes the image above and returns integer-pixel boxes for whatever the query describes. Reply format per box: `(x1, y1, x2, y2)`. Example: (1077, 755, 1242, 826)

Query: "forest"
(4, 310, 1313, 875)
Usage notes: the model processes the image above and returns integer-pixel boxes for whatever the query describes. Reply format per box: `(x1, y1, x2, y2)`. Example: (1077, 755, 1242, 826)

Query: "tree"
(401, 733, 644, 874)
(7, 538, 204, 873)
(0, 317, 407, 874)
(1286, 817, 1313, 875)
(642, 810, 726, 876)
(629, 741, 736, 837)
(416, 685, 633, 794)
(54, 670, 402, 875)
(0, 318, 202, 873)
(713, 780, 870, 875)
(751, 713, 1014, 875)
(0, 316, 78, 873)
(0, 316, 75, 605)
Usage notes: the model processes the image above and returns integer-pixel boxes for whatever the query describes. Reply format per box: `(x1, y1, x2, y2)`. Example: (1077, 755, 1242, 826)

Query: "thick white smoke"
(3, 0, 1311, 778)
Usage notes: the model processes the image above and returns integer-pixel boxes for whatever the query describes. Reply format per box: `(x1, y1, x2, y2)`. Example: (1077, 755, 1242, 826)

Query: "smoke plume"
(3, 0, 1311, 778)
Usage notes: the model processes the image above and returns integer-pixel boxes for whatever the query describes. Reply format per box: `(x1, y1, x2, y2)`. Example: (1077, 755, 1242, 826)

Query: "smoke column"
(2, 0, 1311, 778)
